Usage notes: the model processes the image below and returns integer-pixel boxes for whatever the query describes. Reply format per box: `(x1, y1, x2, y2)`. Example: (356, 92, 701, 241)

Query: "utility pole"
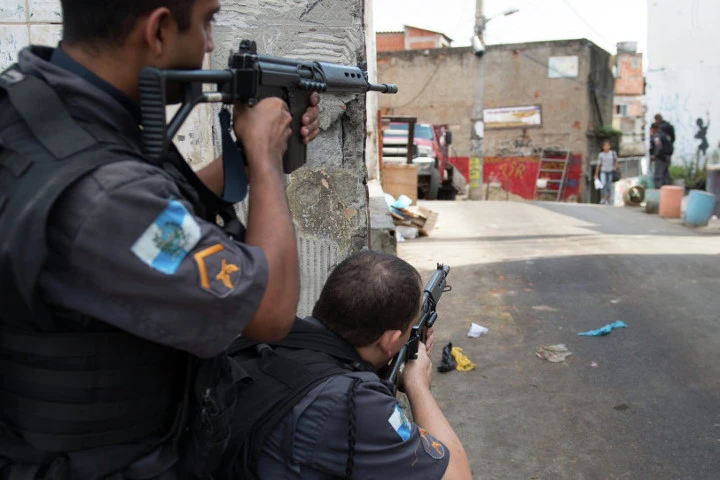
(469, 0, 486, 200)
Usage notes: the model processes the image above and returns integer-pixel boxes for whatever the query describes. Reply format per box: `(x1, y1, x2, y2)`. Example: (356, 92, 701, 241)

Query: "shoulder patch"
(388, 403, 412, 442)
(419, 428, 446, 460)
(131, 200, 201, 274)
(193, 243, 242, 297)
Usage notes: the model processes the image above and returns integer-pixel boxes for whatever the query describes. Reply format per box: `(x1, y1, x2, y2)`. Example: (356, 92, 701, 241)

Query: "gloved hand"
(437, 342, 457, 373)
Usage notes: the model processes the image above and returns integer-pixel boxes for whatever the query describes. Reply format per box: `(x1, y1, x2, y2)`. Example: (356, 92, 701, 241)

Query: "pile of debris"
(390, 205, 439, 238)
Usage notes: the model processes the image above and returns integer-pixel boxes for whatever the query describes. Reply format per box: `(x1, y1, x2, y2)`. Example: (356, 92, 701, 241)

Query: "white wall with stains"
(0, 0, 62, 70)
(646, 0, 720, 170)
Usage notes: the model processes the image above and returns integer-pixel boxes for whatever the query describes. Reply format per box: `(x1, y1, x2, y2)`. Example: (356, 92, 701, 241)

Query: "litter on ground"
(536, 344, 573, 363)
(577, 320, 628, 337)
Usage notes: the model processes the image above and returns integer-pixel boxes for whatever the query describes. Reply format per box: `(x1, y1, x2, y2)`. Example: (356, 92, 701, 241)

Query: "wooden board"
(382, 164, 418, 206)
(418, 206, 439, 236)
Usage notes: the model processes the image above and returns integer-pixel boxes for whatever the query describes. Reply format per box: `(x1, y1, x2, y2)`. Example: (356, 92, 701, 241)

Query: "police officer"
(649, 123, 672, 188)
(0, 0, 320, 477)
(243, 251, 472, 479)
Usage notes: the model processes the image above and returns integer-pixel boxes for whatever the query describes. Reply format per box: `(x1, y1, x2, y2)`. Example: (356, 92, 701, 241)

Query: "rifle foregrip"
(138, 67, 168, 162)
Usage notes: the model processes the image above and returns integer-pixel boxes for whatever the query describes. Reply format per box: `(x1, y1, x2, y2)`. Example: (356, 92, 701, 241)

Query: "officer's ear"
(143, 7, 178, 58)
(377, 330, 404, 358)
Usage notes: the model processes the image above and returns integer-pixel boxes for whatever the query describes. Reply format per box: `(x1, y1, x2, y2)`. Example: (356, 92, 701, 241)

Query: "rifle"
(386, 263, 451, 387)
(138, 39, 398, 175)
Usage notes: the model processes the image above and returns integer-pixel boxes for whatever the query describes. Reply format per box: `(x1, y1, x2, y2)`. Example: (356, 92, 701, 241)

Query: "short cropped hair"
(60, 0, 195, 47)
(312, 251, 422, 347)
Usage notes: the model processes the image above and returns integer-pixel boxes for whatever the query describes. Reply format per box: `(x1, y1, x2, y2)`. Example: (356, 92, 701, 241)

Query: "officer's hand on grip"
(233, 97, 292, 174)
(301, 92, 321, 144)
(425, 327, 435, 357)
(400, 341, 433, 394)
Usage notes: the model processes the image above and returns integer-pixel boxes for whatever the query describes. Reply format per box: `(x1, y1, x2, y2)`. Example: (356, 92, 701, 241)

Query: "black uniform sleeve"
(38, 160, 269, 358)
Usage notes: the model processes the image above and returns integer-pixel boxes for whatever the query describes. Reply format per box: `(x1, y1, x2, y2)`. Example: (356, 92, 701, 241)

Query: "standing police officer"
(0, 0, 320, 477)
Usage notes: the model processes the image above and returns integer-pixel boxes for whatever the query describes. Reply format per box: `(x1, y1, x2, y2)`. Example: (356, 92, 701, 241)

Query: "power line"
(388, 60, 444, 109)
(562, 0, 615, 48)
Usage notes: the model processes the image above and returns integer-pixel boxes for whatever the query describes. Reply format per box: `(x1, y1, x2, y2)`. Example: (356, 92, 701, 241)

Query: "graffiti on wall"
(647, 66, 720, 170)
(694, 113, 711, 169)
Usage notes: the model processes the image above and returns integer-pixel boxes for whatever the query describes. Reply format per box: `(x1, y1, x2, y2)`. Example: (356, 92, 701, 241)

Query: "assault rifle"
(386, 263, 452, 387)
(138, 40, 398, 174)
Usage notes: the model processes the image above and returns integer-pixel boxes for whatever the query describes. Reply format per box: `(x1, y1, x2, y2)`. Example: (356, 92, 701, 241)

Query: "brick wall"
(377, 47, 475, 157)
(377, 32, 404, 52)
(615, 52, 644, 96)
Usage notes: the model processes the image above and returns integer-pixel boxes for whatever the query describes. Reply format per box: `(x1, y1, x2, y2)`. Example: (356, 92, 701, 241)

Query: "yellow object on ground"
(450, 347, 476, 372)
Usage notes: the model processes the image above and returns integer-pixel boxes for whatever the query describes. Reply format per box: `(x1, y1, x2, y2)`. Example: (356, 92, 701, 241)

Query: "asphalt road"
(398, 201, 720, 480)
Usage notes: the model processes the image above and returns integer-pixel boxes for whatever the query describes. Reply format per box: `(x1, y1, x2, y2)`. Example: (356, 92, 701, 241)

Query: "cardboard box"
(382, 163, 418, 205)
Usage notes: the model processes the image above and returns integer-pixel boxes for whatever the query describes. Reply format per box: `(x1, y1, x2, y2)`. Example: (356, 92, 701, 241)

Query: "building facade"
(612, 42, 645, 157)
(377, 38, 615, 202)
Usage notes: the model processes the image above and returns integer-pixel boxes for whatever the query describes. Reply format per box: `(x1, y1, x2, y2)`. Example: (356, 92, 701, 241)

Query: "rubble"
(390, 205, 439, 237)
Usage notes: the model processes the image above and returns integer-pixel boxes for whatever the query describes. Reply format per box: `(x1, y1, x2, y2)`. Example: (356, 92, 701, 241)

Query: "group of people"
(0, 0, 470, 479)
(594, 113, 676, 205)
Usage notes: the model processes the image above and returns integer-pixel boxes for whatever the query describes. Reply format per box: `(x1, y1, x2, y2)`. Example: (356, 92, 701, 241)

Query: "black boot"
(437, 342, 457, 373)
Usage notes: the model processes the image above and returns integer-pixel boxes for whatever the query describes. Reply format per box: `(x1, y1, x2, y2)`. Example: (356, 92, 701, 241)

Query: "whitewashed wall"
(646, 0, 720, 170)
(0, 0, 62, 70)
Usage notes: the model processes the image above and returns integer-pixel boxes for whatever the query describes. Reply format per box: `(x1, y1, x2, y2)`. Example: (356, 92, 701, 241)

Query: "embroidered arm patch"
(131, 200, 201, 274)
(388, 403, 412, 441)
(193, 243, 242, 297)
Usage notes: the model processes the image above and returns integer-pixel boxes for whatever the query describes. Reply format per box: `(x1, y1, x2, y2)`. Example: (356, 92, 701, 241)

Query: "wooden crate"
(382, 164, 418, 205)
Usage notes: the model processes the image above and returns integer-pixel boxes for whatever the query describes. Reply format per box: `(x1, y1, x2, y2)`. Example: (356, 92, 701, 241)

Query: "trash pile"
(384, 194, 439, 241)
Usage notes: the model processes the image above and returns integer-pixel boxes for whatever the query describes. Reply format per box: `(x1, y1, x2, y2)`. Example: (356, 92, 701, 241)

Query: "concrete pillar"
(211, 1, 370, 316)
(469, 0, 485, 200)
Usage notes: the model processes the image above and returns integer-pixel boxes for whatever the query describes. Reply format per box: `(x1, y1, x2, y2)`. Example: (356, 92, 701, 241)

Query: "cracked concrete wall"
(210, 0, 371, 316)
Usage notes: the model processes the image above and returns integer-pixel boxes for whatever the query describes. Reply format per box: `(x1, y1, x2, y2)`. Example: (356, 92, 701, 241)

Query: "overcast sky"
(373, 0, 647, 55)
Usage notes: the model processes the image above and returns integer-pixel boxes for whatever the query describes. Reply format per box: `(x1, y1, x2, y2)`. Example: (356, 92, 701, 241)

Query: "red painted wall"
(449, 155, 583, 200)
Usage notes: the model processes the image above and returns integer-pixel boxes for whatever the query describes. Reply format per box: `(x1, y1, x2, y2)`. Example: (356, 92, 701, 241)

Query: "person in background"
(649, 123, 673, 188)
(594, 140, 619, 205)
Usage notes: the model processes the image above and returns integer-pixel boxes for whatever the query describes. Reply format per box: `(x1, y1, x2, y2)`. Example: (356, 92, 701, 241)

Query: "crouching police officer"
(222, 251, 472, 480)
(0, 0, 320, 477)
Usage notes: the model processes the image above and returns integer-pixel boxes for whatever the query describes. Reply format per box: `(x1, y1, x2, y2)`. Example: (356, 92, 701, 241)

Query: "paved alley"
(399, 201, 720, 480)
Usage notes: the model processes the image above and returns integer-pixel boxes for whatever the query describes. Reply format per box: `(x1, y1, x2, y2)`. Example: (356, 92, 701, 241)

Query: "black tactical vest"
(0, 62, 238, 476)
(215, 319, 376, 480)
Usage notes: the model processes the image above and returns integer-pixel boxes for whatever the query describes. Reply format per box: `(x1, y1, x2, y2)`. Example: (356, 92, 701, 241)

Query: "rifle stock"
(385, 263, 451, 387)
(138, 40, 398, 173)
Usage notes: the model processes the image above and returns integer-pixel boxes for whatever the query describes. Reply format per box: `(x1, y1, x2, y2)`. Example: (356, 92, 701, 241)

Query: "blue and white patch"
(131, 200, 201, 275)
(388, 403, 412, 441)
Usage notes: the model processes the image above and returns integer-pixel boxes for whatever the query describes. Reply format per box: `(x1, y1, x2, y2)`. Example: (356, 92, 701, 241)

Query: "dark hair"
(312, 251, 422, 347)
(60, 0, 195, 47)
